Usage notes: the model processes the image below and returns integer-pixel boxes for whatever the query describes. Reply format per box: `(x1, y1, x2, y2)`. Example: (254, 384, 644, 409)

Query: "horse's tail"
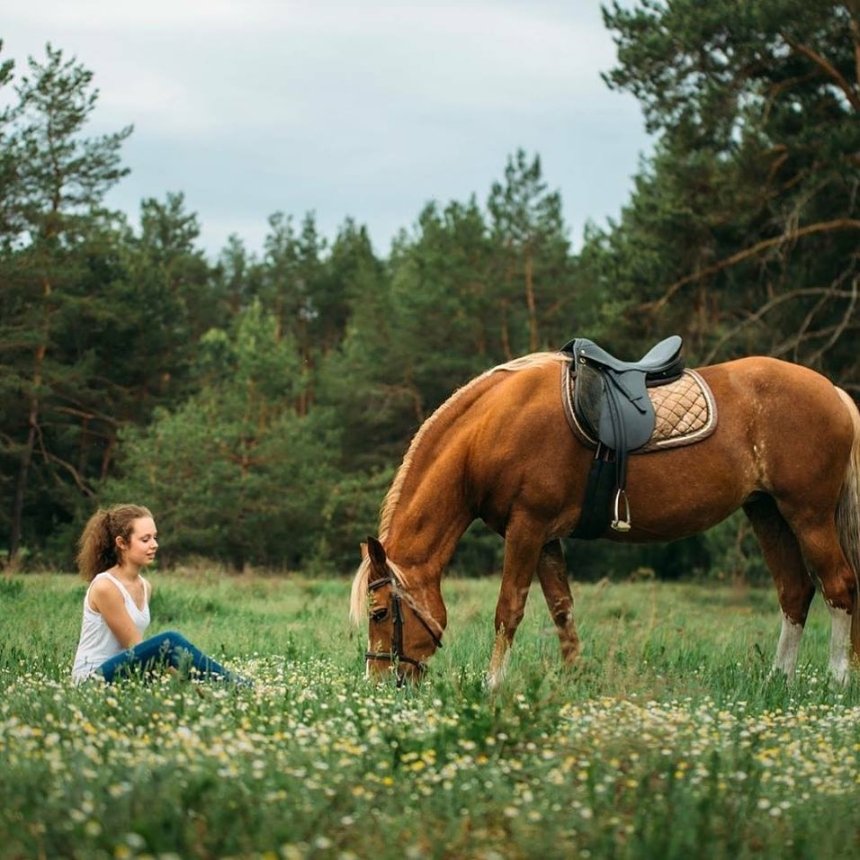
(834, 387, 860, 660)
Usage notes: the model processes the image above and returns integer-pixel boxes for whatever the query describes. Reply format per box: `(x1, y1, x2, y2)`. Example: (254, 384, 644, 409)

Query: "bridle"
(364, 573, 444, 676)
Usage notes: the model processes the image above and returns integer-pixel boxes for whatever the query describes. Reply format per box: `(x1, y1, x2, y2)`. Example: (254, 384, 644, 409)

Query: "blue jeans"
(97, 630, 249, 685)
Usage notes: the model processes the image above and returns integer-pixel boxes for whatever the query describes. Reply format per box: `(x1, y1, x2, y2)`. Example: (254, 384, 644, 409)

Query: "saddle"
(560, 335, 685, 537)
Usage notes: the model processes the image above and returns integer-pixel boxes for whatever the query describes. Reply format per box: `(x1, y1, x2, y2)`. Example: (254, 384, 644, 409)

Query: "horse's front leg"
(536, 539, 580, 664)
(487, 522, 545, 690)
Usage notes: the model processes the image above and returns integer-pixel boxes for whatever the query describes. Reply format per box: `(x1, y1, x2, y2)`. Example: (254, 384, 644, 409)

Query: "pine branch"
(781, 34, 860, 112)
(34, 421, 95, 496)
(702, 282, 858, 363)
(805, 276, 858, 364)
(643, 219, 860, 313)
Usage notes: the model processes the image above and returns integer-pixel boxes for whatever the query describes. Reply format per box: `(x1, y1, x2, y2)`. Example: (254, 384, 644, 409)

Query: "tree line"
(1, 0, 857, 579)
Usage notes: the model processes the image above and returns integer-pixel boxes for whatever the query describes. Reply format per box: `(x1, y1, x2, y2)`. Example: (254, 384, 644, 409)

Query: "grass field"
(1, 571, 859, 859)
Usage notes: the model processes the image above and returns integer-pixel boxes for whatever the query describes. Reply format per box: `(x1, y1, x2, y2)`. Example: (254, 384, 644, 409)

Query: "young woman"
(71, 504, 250, 686)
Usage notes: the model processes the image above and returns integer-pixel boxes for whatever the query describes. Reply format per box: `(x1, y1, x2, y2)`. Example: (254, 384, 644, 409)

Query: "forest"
(1, 0, 858, 578)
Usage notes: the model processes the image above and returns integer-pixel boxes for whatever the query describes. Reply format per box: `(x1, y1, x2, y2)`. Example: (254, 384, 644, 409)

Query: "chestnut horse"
(350, 352, 860, 687)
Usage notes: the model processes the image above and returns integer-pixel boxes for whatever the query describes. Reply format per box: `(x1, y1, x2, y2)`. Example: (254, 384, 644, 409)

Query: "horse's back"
(699, 355, 851, 435)
(695, 356, 854, 498)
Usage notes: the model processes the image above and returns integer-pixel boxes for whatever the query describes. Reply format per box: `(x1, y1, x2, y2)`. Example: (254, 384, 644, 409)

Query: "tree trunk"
(9, 342, 45, 562)
(524, 249, 539, 352)
(500, 299, 512, 361)
(9, 270, 53, 563)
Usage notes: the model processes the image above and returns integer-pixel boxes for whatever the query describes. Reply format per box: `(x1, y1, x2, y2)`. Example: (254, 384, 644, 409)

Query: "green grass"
(1, 572, 859, 859)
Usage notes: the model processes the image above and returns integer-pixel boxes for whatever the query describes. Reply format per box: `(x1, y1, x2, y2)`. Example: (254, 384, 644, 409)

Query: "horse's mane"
(349, 352, 564, 623)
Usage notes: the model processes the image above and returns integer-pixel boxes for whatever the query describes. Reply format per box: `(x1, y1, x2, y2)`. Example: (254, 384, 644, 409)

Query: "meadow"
(1, 571, 858, 859)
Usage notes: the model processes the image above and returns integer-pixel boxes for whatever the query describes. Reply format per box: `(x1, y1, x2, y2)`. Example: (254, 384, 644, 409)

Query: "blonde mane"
(349, 352, 564, 623)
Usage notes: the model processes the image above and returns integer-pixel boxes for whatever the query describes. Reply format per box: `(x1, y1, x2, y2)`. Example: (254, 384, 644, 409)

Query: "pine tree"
(487, 150, 575, 356)
(0, 44, 131, 562)
(598, 0, 859, 379)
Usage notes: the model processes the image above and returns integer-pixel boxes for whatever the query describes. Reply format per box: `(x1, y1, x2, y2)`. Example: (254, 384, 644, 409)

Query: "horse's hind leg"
(744, 496, 815, 679)
(536, 540, 580, 665)
(775, 504, 856, 683)
(791, 522, 855, 683)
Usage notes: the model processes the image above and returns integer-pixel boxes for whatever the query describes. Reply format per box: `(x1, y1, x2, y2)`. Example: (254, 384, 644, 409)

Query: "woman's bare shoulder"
(88, 575, 122, 603)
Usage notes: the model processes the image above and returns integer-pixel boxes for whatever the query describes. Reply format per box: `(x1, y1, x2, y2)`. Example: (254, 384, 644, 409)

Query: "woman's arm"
(89, 579, 144, 649)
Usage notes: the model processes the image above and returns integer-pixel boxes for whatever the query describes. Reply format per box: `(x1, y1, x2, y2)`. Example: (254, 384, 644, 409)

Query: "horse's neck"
(384, 423, 477, 578)
(383, 363, 523, 578)
(385, 457, 473, 576)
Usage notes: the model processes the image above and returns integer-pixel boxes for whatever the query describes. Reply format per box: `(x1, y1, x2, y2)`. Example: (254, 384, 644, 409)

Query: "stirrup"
(611, 490, 632, 532)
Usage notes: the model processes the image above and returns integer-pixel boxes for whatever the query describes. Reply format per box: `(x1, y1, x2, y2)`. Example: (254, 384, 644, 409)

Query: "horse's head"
(354, 536, 445, 684)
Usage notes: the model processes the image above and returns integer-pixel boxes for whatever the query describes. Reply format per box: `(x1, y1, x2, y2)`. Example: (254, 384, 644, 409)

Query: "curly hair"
(76, 504, 153, 581)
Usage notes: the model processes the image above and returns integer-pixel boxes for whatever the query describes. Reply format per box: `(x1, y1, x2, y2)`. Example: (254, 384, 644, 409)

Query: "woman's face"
(118, 516, 158, 567)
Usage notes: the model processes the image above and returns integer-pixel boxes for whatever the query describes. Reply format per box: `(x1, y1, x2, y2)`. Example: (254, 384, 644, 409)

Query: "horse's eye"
(370, 606, 389, 623)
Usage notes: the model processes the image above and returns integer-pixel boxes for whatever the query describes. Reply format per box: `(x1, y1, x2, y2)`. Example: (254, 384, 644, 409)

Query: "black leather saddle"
(571, 336, 684, 377)
(560, 336, 684, 537)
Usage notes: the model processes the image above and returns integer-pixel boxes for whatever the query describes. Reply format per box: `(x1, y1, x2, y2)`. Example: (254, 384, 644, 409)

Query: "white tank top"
(71, 572, 151, 682)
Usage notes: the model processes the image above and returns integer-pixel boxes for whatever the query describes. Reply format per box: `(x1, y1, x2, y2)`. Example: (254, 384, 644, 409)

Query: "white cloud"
(2, 1, 651, 256)
(4, 0, 267, 32)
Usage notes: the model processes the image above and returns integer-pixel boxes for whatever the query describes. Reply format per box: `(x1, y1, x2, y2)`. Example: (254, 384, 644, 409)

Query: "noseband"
(364, 574, 443, 675)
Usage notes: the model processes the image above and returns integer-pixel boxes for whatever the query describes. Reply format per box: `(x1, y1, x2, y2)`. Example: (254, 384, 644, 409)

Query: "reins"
(364, 574, 443, 677)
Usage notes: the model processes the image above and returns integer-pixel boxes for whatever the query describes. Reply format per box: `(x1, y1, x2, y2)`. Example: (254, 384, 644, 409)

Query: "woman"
(71, 504, 249, 686)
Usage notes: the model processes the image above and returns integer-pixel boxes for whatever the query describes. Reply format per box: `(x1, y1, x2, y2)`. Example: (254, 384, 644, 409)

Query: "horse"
(349, 349, 860, 687)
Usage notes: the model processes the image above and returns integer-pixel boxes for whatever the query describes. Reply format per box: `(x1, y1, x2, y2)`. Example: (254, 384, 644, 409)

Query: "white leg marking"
(771, 613, 804, 679)
(485, 635, 511, 691)
(827, 606, 851, 685)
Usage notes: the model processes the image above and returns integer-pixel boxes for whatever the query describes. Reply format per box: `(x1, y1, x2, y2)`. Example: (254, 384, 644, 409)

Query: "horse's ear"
(366, 536, 387, 570)
(360, 542, 368, 560)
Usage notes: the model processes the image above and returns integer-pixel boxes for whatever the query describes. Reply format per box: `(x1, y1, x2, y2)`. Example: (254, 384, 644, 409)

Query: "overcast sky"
(3, 1, 653, 259)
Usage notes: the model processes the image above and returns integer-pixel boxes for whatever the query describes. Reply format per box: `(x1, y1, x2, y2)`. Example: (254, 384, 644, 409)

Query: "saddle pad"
(562, 366, 718, 452)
